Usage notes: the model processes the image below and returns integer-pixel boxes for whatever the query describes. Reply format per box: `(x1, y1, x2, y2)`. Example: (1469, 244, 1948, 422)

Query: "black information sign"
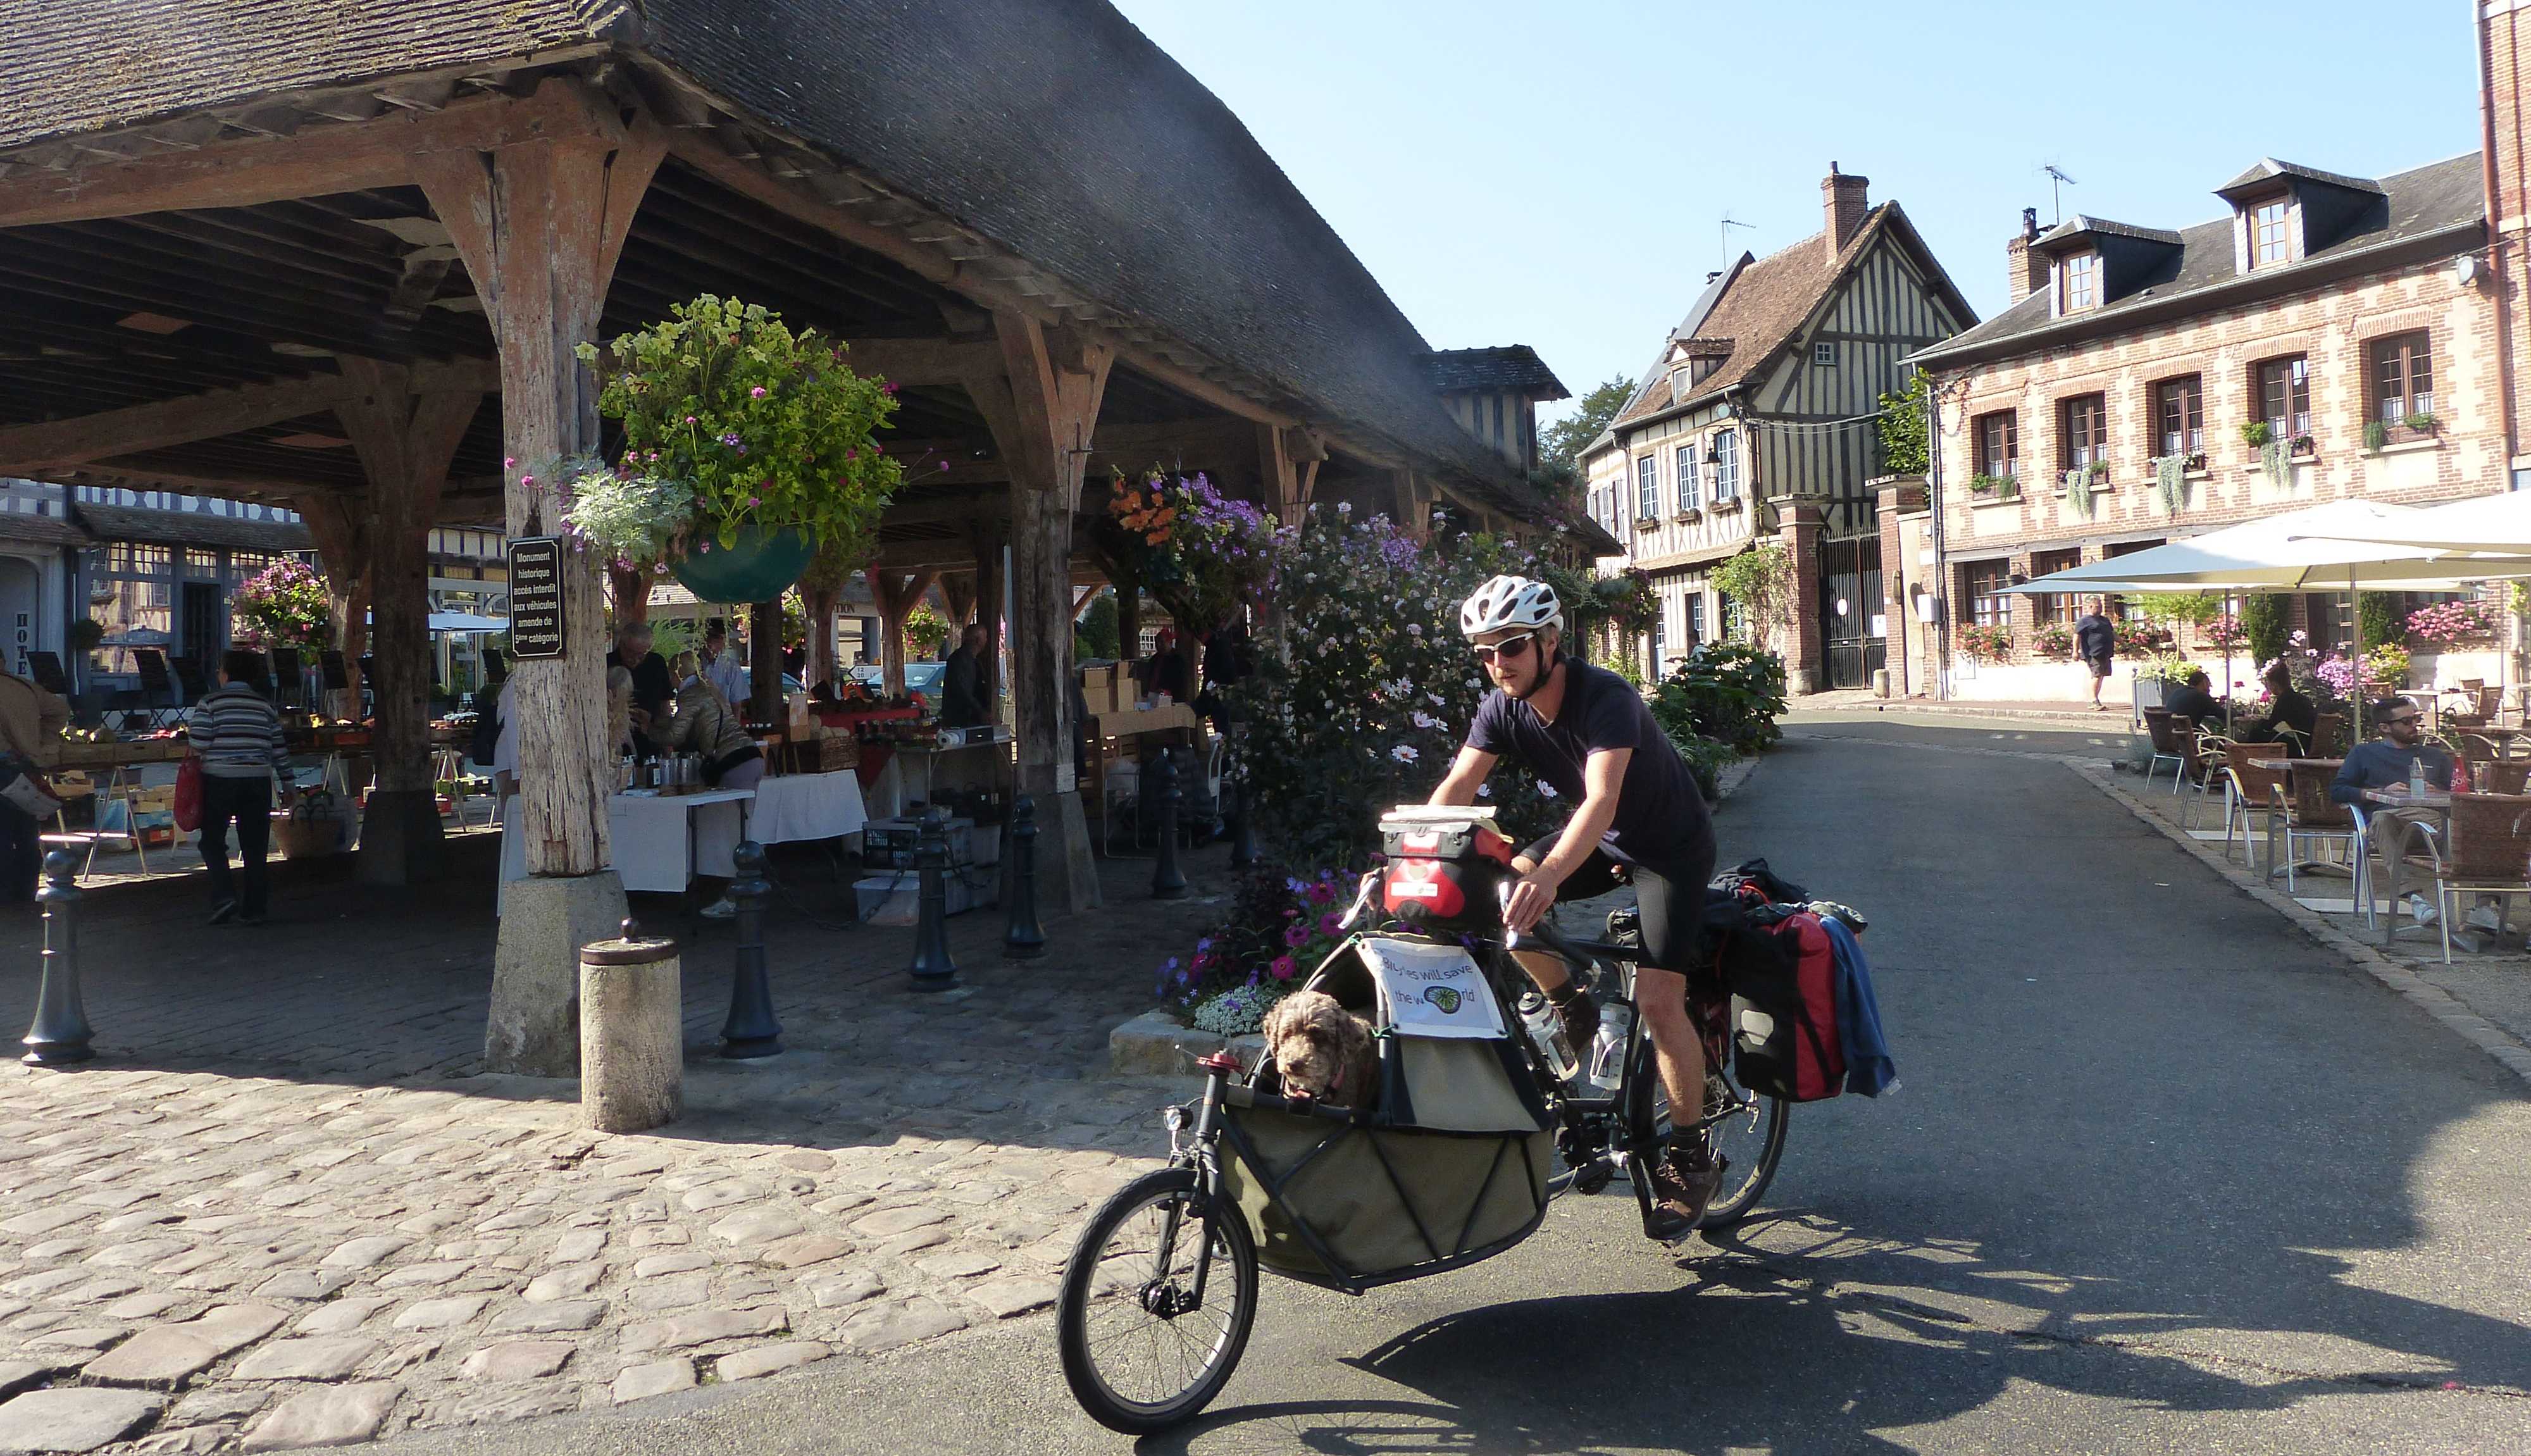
(507, 537, 567, 659)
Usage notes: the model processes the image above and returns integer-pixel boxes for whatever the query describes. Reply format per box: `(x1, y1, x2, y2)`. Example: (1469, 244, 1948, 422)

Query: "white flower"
(1405, 623, 1424, 637)
(1390, 744, 1419, 763)
(1538, 782, 1558, 799)
(1337, 502, 1353, 516)
(1411, 711, 1440, 730)
(1476, 783, 1491, 798)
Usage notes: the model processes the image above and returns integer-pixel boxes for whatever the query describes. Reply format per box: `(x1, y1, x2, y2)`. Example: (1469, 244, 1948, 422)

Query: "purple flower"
(1318, 911, 1343, 938)
(750, 386, 768, 399)
(719, 432, 743, 448)
(1283, 923, 1310, 948)
(1271, 955, 1298, 981)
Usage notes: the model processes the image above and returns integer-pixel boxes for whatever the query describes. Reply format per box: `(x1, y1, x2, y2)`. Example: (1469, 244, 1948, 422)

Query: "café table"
(747, 768, 868, 847)
(497, 786, 756, 908)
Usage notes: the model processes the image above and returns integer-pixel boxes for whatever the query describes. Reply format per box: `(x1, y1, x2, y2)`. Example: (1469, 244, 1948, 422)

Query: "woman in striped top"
(192, 649, 297, 926)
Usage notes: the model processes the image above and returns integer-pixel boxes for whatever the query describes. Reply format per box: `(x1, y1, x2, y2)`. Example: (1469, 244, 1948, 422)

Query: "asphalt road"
(364, 719, 2531, 1455)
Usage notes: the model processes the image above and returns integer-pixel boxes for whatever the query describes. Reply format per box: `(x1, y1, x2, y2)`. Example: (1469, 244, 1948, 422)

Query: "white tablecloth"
(609, 788, 752, 893)
(749, 770, 866, 845)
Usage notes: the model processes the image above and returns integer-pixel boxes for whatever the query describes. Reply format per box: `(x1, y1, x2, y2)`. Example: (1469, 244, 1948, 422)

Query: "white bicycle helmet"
(1458, 575, 1563, 638)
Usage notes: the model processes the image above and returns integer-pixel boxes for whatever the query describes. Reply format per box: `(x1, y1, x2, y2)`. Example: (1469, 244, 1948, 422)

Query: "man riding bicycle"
(1427, 574, 1722, 1237)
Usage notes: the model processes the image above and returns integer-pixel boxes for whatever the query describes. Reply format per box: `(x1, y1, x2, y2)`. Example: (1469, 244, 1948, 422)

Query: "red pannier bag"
(1377, 812, 1515, 931)
(1722, 907, 1845, 1102)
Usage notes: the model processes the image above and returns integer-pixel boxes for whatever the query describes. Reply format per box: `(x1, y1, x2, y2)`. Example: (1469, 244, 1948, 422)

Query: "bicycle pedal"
(1570, 1157, 1615, 1195)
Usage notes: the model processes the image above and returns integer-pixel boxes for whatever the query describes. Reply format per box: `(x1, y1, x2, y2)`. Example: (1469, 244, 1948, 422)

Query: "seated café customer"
(662, 653, 764, 921)
(2163, 670, 2227, 732)
(194, 650, 297, 926)
(2234, 663, 2317, 750)
(2329, 699, 2453, 805)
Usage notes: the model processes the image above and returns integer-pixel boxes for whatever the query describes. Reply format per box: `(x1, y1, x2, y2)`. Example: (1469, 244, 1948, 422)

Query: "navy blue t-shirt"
(1466, 659, 1713, 865)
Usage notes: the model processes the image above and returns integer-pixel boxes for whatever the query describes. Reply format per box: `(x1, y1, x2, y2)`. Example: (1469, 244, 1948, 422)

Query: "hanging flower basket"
(557, 295, 904, 599)
(669, 525, 819, 604)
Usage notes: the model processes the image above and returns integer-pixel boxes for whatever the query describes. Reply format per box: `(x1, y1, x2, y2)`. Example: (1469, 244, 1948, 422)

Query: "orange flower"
(1145, 530, 1169, 545)
(1152, 506, 1178, 526)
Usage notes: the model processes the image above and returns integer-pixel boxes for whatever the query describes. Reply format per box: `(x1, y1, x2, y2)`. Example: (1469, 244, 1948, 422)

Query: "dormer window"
(2250, 196, 2292, 266)
(2061, 252, 2100, 311)
(1670, 366, 1691, 401)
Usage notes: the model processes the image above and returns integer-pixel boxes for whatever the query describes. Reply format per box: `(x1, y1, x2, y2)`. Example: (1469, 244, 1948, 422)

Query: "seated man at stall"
(2163, 669, 2228, 733)
(2232, 663, 2317, 750)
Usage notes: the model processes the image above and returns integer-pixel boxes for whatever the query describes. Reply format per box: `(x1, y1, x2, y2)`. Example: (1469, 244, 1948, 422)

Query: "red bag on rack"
(172, 753, 204, 833)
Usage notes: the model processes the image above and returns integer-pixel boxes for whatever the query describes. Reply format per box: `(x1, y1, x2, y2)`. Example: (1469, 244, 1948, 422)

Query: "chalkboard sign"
(507, 537, 567, 659)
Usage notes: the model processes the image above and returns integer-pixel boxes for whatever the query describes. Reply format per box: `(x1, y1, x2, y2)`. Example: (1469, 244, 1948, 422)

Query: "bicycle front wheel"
(1056, 1167, 1259, 1434)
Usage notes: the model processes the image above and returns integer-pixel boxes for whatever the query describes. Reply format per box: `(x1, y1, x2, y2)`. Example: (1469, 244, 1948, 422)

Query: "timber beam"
(0, 358, 499, 471)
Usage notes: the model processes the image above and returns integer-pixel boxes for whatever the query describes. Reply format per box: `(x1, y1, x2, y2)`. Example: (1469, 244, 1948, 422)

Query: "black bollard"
(908, 806, 960, 992)
(719, 842, 782, 1058)
(1150, 739, 1188, 900)
(22, 851, 92, 1067)
(1002, 795, 1047, 961)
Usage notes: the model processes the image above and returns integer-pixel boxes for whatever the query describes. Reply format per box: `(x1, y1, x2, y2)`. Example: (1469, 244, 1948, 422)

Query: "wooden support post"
(333, 359, 481, 886)
(608, 564, 651, 624)
(294, 492, 370, 719)
(749, 599, 784, 726)
(983, 310, 1112, 914)
(803, 585, 841, 694)
(416, 80, 661, 1076)
(1116, 587, 1140, 664)
(864, 568, 937, 699)
(941, 572, 977, 631)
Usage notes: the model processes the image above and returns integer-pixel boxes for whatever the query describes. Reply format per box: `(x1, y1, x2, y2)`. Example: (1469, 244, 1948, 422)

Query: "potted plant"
(2404, 411, 2440, 435)
(66, 618, 104, 657)
(1957, 623, 2015, 661)
(2364, 420, 2391, 452)
(2239, 420, 2273, 449)
(566, 295, 905, 600)
(2289, 432, 2317, 457)
(230, 558, 333, 653)
(2033, 620, 2074, 659)
(1968, 473, 2019, 500)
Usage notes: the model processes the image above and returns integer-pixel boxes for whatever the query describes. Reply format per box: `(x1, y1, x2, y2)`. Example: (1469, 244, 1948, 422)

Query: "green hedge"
(1648, 643, 1788, 755)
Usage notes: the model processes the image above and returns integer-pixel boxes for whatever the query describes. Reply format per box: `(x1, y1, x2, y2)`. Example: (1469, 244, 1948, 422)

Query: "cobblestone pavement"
(0, 837, 1234, 1453)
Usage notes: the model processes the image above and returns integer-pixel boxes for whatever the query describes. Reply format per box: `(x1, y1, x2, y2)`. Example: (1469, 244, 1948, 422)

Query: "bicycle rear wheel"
(1622, 1039, 1788, 1231)
(1056, 1168, 1258, 1434)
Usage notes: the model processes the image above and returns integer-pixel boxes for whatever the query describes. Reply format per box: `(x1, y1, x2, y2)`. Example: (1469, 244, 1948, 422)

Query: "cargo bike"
(1054, 808, 1792, 1434)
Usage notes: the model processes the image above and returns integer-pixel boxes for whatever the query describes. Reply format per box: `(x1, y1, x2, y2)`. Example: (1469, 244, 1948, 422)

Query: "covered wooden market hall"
(0, 0, 1586, 1069)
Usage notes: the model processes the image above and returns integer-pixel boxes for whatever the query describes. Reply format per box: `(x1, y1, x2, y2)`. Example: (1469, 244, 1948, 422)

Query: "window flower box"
(1673, 507, 1702, 524)
(1633, 515, 1661, 533)
(1708, 496, 1744, 514)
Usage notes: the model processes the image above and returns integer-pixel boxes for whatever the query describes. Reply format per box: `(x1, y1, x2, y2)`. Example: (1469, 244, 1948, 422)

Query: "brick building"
(1584, 165, 1972, 692)
(1900, 148, 2504, 702)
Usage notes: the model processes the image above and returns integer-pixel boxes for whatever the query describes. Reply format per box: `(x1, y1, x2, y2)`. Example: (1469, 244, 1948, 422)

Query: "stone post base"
(488, 871, 628, 1077)
(580, 936, 682, 1133)
(1043, 788, 1102, 913)
(356, 788, 447, 886)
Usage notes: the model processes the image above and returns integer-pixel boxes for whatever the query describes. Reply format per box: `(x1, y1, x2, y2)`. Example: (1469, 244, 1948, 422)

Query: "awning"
(2003, 499, 2531, 594)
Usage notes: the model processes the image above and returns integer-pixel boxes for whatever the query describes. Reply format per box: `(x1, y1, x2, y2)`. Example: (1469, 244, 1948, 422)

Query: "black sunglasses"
(1471, 633, 1536, 665)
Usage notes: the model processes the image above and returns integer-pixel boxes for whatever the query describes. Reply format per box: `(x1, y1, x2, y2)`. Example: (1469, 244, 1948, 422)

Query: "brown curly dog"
(1260, 990, 1379, 1111)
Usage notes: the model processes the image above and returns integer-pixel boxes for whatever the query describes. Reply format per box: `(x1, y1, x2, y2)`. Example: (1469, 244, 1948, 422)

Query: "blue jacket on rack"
(1817, 915, 1897, 1097)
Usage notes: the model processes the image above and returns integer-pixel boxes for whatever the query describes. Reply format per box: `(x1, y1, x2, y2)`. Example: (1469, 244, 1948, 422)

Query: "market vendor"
(664, 651, 765, 923)
(607, 621, 676, 756)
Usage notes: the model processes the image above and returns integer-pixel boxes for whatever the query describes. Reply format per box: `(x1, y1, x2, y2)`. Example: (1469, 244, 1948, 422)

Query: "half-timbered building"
(1583, 166, 1973, 692)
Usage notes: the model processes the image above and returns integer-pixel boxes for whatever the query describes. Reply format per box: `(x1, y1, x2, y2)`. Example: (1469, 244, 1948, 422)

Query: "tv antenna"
(2041, 165, 2078, 224)
(1719, 214, 1753, 260)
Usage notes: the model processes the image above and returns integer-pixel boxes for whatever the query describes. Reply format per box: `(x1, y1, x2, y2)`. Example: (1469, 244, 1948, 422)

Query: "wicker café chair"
(2266, 770, 2356, 894)
(2392, 793, 2531, 964)
(2310, 711, 2347, 759)
(2490, 760, 2531, 797)
(2224, 759, 2291, 872)
(2199, 736, 2276, 833)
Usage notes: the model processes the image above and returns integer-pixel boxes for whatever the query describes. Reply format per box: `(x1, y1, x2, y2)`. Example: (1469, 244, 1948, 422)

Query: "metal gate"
(1818, 534, 1884, 690)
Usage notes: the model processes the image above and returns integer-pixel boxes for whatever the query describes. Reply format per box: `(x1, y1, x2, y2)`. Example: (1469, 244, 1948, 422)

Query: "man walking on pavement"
(2074, 599, 2117, 711)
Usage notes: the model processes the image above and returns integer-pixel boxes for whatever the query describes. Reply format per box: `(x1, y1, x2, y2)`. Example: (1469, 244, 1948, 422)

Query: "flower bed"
(2407, 599, 2495, 649)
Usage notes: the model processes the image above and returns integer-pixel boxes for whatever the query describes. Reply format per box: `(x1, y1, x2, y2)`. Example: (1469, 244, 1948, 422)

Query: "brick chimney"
(1822, 163, 1869, 259)
(2005, 207, 2047, 302)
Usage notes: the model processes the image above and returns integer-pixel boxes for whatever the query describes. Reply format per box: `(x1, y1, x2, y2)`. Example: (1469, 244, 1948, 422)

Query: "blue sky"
(1110, 0, 2484, 421)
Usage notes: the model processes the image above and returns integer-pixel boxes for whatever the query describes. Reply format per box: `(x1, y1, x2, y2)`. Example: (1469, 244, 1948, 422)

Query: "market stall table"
(748, 769, 868, 845)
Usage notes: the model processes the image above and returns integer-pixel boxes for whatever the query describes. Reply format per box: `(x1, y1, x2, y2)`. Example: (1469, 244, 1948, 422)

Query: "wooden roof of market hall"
(0, 0, 1560, 524)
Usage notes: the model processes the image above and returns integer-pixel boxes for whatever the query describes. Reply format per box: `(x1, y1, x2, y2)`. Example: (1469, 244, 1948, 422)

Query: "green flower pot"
(670, 525, 816, 603)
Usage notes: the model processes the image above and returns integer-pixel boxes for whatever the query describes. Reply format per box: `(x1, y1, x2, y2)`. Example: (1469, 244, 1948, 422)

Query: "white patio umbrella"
(2003, 499, 2531, 737)
(2285, 489, 2531, 556)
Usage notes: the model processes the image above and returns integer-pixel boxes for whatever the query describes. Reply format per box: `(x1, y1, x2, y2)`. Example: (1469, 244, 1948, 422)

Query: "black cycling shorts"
(1521, 835, 1712, 973)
